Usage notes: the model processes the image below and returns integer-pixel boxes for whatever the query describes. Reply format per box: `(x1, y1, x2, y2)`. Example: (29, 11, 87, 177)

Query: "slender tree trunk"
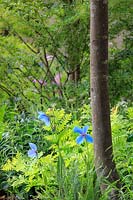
(75, 64, 80, 83)
(69, 70, 75, 82)
(90, 0, 120, 199)
(69, 65, 80, 83)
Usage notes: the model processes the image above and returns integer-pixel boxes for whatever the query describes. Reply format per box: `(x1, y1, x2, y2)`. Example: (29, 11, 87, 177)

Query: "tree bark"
(69, 65, 80, 83)
(90, 0, 120, 199)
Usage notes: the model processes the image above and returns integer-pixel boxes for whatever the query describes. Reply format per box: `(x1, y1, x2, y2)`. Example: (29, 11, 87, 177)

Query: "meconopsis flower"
(38, 111, 50, 126)
(73, 126, 93, 144)
(28, 143, 37, 158)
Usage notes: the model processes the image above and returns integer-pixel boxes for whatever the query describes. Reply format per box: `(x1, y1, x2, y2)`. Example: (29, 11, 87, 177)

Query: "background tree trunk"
(90, 0, 120, 199)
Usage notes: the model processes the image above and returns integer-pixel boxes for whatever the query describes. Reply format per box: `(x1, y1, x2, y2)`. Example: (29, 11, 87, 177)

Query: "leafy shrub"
(111, 104, 133, 199)
(1, 107, 95, 200)
(0, 104, 133, 199)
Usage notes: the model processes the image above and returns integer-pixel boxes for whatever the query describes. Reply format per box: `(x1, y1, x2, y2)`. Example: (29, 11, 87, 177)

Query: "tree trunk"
(90, 0, 120, 199)
(69, 65, 80, 83)
(75, 64, 80, 83)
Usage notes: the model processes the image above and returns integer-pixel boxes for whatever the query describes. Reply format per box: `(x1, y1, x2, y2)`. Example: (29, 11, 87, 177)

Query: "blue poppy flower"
(73, 126, 93, 144)
(28, 143, 37, 158)
(38, 111, 50, 126)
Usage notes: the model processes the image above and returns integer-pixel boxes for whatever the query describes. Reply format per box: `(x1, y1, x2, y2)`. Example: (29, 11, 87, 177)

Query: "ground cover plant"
(0, 104, 133, 199)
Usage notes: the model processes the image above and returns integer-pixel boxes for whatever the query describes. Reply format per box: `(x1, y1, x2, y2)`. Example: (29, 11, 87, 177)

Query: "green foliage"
(0, 0, 90, 111)
(109, 0, 133, 37)
(1, 107, 95, 200)
(0, 105, 7, 140)
(108, 0, 133, 105)
(111, 104, 133, 199)
(0, 0, 132, 109)
(0, 0, 132, 199)
(109, 47, 133, 105)
(0, 105, 133, 199)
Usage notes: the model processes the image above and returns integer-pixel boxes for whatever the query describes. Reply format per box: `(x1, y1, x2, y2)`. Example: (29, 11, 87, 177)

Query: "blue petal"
(38, 112, 46, 120)
(85, 134, 93, 143)
(38, 112, 50, 126)
(41, 115, 50, 126)
(28, 149, 37, 158)
(82, 126, 89, 133)
(38, 111, 44, 115)
(29, 143, 37, 151)
(76, 135, 84, 144)
(73, 126, 83, 134)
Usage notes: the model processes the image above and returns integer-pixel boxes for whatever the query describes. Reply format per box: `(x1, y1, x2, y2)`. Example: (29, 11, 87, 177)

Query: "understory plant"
(0, 104, 133, 199)
(1, 107, 95, 199)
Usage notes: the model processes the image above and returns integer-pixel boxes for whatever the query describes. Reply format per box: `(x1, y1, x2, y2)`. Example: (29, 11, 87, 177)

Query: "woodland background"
(0, 0, 132, 199)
